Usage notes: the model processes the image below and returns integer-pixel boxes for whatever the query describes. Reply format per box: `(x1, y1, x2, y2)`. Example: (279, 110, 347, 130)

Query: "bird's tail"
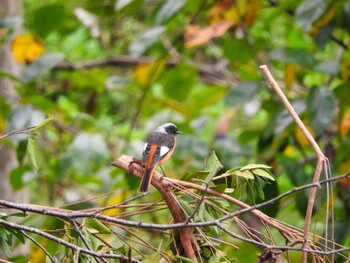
(139, 166, 155, 192)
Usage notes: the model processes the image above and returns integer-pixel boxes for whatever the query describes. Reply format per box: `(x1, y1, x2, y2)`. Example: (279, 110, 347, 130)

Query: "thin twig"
(185, 179, 209, 223)
(0, 170, 348, 232)
(0, 126, 36, 139)
(21, 231, 57, 263)
(70, 219, 104, 263)
(0, 219, 141, 262)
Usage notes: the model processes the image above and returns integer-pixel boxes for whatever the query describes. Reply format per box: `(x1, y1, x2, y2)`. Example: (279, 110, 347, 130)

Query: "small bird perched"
(139, 122, 182, 192)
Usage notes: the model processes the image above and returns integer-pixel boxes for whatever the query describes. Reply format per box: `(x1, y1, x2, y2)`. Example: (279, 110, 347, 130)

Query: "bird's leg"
(159, 165, 167, 177)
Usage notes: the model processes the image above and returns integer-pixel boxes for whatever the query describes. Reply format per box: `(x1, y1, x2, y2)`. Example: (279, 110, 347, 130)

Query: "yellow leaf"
(340, 60, 350, 82)
(0, 114, 5, 133)
(309, 4, 337, 36)
(101, 193, 125, 216)
(11, 34, 44, 63)
(340, 108, 350, 137)
(29, 244, 47, 263)
(295, 123, 315, 147)
(133, 59, 166, 87)
(207, 0, 247, 26)
(339, 160, 350, 175)
(284, 63, 297, 90)
(283, 145, 295, 157)
(153, 97, 190, 117)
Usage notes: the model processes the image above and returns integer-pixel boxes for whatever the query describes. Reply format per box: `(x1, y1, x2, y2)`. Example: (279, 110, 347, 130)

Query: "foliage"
(1, 0, 350, 262)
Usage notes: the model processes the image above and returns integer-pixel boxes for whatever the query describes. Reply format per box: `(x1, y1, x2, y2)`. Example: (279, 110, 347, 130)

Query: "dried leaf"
(184, 20, 232, 47)
(340, 108, 350, 137)
(284, 63, 297, 90)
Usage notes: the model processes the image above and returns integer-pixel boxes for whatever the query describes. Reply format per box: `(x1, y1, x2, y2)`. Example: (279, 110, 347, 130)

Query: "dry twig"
(259, 65, 329, 263)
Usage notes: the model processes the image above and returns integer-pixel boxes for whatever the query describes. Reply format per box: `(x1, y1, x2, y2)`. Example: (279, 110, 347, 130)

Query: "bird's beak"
(176, 131, 182, 134)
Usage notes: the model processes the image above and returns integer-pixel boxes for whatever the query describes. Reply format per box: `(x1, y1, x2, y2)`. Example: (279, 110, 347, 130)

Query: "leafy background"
(1, 0, 350, 262)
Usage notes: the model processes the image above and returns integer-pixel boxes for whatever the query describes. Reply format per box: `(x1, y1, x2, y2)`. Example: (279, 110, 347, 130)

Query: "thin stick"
(259, 65, 328, 263)
(21, 231, 57, 263)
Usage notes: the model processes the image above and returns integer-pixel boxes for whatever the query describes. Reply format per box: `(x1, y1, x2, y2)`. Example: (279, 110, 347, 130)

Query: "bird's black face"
(165, 124, 182, 135)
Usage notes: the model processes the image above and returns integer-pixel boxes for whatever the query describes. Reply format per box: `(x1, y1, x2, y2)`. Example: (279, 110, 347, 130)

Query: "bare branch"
(0, 218, 141, 262)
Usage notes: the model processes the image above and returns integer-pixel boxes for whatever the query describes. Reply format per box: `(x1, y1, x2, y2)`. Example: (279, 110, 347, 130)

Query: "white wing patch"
(159, 146, 170, 157)
(143, 143, 148, 151)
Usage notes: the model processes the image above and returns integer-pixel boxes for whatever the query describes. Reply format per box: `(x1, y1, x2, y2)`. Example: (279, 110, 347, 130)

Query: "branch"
(259, 65, 328, 263)
(53, 56, 178, 71)
(0, 219, 141, 263)
(110, 154, 350, 259)
(112, 156, 200, 262)
(21, 231, 57, 263)
(1, 156, 349, 260)
(53, 55, 233, 87)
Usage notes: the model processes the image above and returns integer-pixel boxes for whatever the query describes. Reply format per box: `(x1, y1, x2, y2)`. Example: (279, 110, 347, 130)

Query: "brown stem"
(259, 65, 328, 263)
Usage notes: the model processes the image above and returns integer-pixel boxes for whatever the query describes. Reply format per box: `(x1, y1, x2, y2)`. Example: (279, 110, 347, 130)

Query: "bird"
(139, 122, 182, 192)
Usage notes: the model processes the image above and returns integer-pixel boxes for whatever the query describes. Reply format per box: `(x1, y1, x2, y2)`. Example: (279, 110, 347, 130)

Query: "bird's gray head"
(155, 122, 182, 135)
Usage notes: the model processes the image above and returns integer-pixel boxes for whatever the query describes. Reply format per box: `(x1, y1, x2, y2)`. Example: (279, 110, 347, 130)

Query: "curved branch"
(113, 156, 200, 262)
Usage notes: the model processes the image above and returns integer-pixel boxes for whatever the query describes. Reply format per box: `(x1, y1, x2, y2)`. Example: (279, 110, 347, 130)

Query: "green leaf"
(0, 70, 25, 85)
(210, 184, 227, 194)
(129, 26, 165, 57)
(252, 168, 275, 181)
(9, 167, 28, 190)
(8, 229, 25, 244)
(16, 140, 28, 164)
(223, 39, 252, 63)
(295, 0, 331, 31)
(187, 85, 228, 117)
(274, 99, 306, 136)
(240, 164, 271, 171)
(246, 180, 255, 203)
(204, 151, 223, 183)
(83, 218, 111, 234)
(155, 0, 185, 25)
(175, 256, 196, 263)
(315, 60, 339, 75)
(269, 48, 316, 67)
(181, 170, 210, 182)
(202, 207, 219, 236)
(308, 86, 336, 136)
(27, 137, 39, 173)
(225, 81, 259, 105)
(115, 0, 134, 10)
(234, 170, 254, 179)
(254, 177, 265, 200)
(0, 232, 12, 258)
(22, 53, 65, 83)
(161, 63, 197, 102)
(71, 133, 108, 174)
(31, 4, 66, 38)
(179, 199, 194, 216)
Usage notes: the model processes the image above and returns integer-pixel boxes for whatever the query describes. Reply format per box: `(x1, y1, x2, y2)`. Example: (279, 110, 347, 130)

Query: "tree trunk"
(0, 0, 28, 257)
